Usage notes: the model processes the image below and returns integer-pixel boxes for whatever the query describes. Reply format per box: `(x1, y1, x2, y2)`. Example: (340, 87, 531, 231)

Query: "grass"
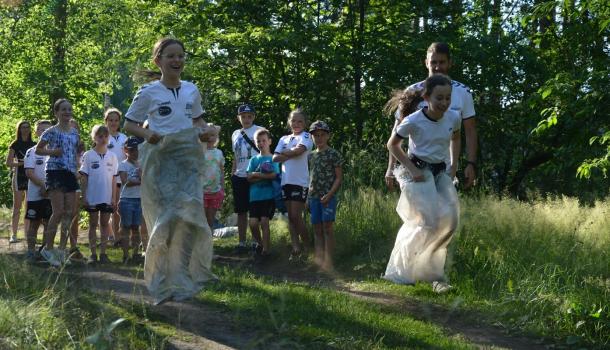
(1, 191, 609, 348)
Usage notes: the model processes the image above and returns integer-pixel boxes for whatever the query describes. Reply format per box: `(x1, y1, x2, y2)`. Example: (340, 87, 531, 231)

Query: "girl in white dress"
(383, 74, 461, 292)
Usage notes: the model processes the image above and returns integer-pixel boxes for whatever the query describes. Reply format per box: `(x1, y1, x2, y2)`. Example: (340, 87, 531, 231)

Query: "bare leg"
(131, 226, 141, 255)
(45, 190, 66, 249)
(260, 217, 271, 253)
(99, 212, 111, 255)
(249, 217, 262, 246)
(59, 192, 76, 249)
(237, 212, 248, 244)
(287, 201, 308, 253)
(313, 223, 324, 266)
(69, 192, 80, 248)
(88, 211, 99, 256)
(120, 226, 130, 258)
(204, 207, 216, 230)
(10, 181, 26, 238)
(26, 220, 42, 252)
(140, 217, 148, 250)
(322, 222, 335, 271)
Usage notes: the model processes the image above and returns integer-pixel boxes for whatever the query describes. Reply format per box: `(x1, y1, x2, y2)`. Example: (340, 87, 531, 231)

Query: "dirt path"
(1, 230, 551, 350)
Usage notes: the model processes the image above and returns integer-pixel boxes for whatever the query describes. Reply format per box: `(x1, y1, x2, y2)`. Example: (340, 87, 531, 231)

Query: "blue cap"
(125, 136, 144, 149)
(237, 103, 256, 114)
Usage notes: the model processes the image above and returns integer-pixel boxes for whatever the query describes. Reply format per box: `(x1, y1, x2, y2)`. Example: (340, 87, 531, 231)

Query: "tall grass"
(0, 255, 163, 349)
(334, 190, 609, 347)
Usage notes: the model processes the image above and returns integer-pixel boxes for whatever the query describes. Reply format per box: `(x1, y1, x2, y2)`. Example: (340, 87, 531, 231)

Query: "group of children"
(6, 37, 469, 302)
(225, 104, 344, 270)
(7, 98, 344, 275)
(7, 103, 146, 267)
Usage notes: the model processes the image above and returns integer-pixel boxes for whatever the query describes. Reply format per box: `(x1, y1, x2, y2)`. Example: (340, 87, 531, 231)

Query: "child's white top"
(203, 148, 224, 193)
(231, 124, 261, 177)
(395, 109, 461, 164)
(79, 150, 118, 205)
(23, 146, 48, 201)
(125, 80, 204, 135)
(274, 132, 314, 187)
(108, 132, 128, 162)
(396, 80, 475, 121)
(118, 159, 141, 199)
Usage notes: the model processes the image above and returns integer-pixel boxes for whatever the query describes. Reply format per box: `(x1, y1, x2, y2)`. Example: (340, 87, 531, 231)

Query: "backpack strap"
(240, 129, 260, 153)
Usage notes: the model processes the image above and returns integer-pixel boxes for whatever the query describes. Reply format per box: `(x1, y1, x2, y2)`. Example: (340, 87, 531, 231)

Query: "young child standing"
(246, 128, 280, 260)
(105, 108, 128, 243)
(36, 99, 81, 267)
(308, 121, 343, 271)
(124, 37, 216, 304)
(118, 136, 144, 264)
(203, 124, 224, 229)
(79, 125, 119, 264)
(6, 121, 36, 243)
(23, 120, 53, 261)
(272, 109, 314, 261)
(384, 74, 461, 293)
(231, 103, 261, 254)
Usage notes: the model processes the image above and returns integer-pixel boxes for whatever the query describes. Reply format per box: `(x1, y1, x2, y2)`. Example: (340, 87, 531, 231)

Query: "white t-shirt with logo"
(108, 132, 128, 184)
(231, 125, 261, 178)
(125, 80, 204, 135)
(79, 150, 118, 205)
(396, 80, 475, 121)
(274, 132, 314, 187)
(118, 159, 141, 199)
(395, 109, 461, 164)
(23, 146, 48, 201)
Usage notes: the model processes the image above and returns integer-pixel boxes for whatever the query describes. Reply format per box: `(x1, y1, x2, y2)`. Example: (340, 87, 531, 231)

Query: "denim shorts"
(308, 196, 337, 224)
(119, 198, 142, 228)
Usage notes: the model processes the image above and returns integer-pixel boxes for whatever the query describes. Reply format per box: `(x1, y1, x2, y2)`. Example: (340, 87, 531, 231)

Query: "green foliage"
(1, 0, 609, 208)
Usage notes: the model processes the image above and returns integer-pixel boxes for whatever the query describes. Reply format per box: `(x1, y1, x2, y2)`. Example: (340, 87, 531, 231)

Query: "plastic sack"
(383, 166, 459, 284)
(140, 128, 216, 304)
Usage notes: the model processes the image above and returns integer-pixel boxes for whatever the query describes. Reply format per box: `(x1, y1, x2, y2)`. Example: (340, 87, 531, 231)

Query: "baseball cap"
(237, 103, 256, 114)
(309, 120, 330, 133)
(125, 136, 144, 149)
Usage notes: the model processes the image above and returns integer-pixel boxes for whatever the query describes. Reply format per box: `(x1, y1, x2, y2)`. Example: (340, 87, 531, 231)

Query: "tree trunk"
(50, 0, 68, 111)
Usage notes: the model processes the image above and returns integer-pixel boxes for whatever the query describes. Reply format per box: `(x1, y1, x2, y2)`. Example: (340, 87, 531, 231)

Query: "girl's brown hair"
(14, 120, 32, 142)
(384, 74, 452, 120)
(287, 108, 309, 129)
(104, 107, 122, 121)
(136, 37, 186, 82)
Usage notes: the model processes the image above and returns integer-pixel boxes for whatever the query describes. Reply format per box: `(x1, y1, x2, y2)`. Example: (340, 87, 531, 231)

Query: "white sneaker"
(432, 281, 453, 294)
(9, 235, 18, 243)
(41, 248, 61, 267)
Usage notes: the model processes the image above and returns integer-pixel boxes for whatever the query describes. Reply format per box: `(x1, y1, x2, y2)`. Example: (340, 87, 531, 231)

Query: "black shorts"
(282, 184, 308, 203)
(25, 199, 52, 220)
(85, 203, 114, 213)
(249, 199, 275, 220)
(231, 175, 250, 214)
(46, 169, 79, 193)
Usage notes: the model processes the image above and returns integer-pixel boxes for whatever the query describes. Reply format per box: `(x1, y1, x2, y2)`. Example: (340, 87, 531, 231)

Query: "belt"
(409, 155, 446, 176)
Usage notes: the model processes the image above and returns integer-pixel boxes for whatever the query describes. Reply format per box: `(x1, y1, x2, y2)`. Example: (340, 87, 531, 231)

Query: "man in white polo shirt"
(386, 42, 478, 189)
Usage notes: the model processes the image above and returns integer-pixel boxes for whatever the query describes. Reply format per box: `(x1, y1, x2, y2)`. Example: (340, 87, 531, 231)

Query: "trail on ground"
(0, 229, 550, 350)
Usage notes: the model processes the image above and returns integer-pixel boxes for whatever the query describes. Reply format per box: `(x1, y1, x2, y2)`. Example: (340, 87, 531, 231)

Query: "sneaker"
(40, 248, 61, 267)
(288, 250, 302, 263)
(235, 243, 249, 255)
(99, 254, 111, 264)
(9, 235, 18, 243)
(56, 250, 72, 266)
(131, 253, 144, 264)
(26, 251, 36, 263)
(69, 248, 84, 261)
(87, 254, 98, 265)
(252, 242, 263, 255)
(432, 281, 453, 294)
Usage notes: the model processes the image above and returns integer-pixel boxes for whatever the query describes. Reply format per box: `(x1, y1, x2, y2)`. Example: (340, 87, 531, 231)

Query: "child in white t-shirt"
(203, 124, 224, 230)
(384, 74, 461, 293)
(118, 136, 144, 264)
(79, 125, 118, 264)
(272, 109, 314, 261)
(23, 120, 53, 261)
(105, 107, 128, 242)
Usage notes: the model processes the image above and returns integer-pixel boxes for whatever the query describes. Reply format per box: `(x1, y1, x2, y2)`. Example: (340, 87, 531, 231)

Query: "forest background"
(0, 0, 608, 205)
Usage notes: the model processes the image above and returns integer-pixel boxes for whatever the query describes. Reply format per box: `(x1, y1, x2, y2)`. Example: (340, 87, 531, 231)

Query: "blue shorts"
(119, 198, 142, 228)
(308, 196, 337, 224)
